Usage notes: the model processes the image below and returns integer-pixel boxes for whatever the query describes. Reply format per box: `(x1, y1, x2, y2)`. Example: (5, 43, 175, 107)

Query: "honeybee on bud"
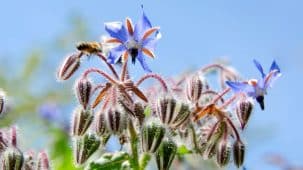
(76, 41, 102, 55)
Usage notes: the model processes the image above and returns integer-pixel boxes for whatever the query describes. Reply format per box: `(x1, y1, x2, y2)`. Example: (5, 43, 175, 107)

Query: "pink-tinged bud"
(73, 133, 100, 165)
(94, 111, 106, 136)
(23, 151, 35, 170)
(0, 131, 8, 152)
(156, 97, 190, 129)
(10, 126, 17, 147)
(1, 147, 24, 170)
(186, 74, 203, 103)
(71, 107, 93, 136)
(233, 140, 245, 168)
(57, 53, 81, 81)
(105, 109, 128, 134)
(236, 99, 253, 129)
(0, 90, 6, 115)
(37, 151, 50, 170)
(134, 102, 145, 125)
(75, 78, 92, 109)
(216, 139, 231, 167)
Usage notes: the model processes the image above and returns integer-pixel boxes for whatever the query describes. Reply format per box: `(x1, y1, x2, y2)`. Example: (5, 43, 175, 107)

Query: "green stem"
(129, 121, 140, 170)
(139, 153, 151, 170)
(190, 125, 200, 153)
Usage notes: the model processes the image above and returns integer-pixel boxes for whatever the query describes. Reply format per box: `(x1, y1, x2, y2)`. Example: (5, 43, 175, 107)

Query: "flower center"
(125, 38, 141, 63)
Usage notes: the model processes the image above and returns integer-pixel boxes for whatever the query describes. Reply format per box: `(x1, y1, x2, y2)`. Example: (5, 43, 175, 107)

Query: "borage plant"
(0, 126, 51, 170)
(57, 7, 281, 170)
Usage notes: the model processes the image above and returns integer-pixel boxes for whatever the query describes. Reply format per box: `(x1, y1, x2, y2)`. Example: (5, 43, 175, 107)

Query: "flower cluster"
(0, 126, 50, 170)
(57, 7, 281, 170)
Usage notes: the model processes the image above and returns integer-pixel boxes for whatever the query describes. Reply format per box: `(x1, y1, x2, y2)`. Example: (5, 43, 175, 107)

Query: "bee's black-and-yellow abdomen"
(76, 41, 102, 54)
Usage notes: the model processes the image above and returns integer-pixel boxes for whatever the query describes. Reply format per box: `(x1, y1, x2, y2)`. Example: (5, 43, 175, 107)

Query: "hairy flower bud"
(156, 98, 190, 129)
(0, 90, 6, 115)
(74, 133, 100, 165)
(75, 78, 92, 109)
(134, 102, 145, 125)
(0, 131, 8, 152)
(57, 53, 81, 81)
(1, 147, 24, 170)
(37, 151, 50, 170)
(105, 109, 128, 134)
(156, 139, 177, 170)
(94, 111, 106, 136)
(202, 120, 227, 159)
(141, 122, 165, 153)
(186, 74, 203, 103)
(23, 151, 35, 170)
(236, 99, 254, 129)
(216, 139, 231, 167)
(71, 107, 93, 136)
(233, 140, 245, 168)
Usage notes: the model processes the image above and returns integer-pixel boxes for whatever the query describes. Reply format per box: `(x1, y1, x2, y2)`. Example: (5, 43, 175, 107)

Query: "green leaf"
(89, 152, 129, 170)
(177, 145, 192, 155)
(143, 106, 151, 117)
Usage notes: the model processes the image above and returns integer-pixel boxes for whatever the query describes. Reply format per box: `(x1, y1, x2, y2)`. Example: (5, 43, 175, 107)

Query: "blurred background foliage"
(0, 15, 90, 170)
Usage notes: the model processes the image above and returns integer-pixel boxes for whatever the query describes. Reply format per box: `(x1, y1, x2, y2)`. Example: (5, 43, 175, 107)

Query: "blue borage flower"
(104, 7, 160, 72)
(226, 59, 281, 110)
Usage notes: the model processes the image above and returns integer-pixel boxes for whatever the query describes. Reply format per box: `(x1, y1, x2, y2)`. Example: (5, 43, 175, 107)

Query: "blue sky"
(1, 0, 302, 169)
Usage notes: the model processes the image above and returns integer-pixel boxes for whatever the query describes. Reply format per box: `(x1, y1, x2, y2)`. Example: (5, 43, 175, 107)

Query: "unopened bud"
(202, 121, 227, 159)
(94, 111, 106, 136)
(233, 140, 245, 168)
(74, 133, 100, 165)
(186, 74, 203, 103)
(141, 122, 165, 153)
(105, 109, 128, 134)
(37, 151, 50, 170)
(134, 102, 145, 125)
(0, 131, 8, 152)
(0, 90, 6, 115)
(23, 151, 35, 170)
(155, 139, 177, 170)
(236, 99, 253, 129)
(71, 107, 93, 136)
(10, 126, 17, 147)
(216, 139, 231, 167)
(75, 78, 92, 109)
(156, 98, 190, 129)
(1, 147, 24, 170)
(57, 53, 81, 81)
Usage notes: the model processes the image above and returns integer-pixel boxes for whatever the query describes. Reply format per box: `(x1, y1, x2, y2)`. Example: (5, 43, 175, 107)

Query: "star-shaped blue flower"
(104, 8, 160, 72)
(226, 59, 281, 110)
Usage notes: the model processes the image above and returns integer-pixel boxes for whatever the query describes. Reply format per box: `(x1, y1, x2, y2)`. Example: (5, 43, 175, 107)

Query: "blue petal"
(226, 81, 256, 97)
(105, 22, 128, 42)
(264, 71, 281, 89)
(269, 60, 281, 73)
(142, 38, 158, 51)
(253, 59, 266, 78)
(107, 45, 127, 64)
(137, 51, 152, 72)
(134, 9, 152, 41)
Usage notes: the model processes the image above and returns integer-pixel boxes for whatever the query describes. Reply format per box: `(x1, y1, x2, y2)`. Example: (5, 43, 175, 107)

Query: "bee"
(76, 41, 102, 54)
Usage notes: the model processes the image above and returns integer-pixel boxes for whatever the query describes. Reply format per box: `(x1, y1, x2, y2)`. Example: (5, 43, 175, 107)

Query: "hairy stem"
(136, 73, 168, 92)
(139, 153, 151, 170)
(82, 68, 118, 84)
(96, 52, 119, 79)
(129, 120, 140, 170)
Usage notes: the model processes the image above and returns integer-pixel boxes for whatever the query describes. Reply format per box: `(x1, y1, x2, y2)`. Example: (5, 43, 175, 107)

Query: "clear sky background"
(1, 0, 302, 169)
